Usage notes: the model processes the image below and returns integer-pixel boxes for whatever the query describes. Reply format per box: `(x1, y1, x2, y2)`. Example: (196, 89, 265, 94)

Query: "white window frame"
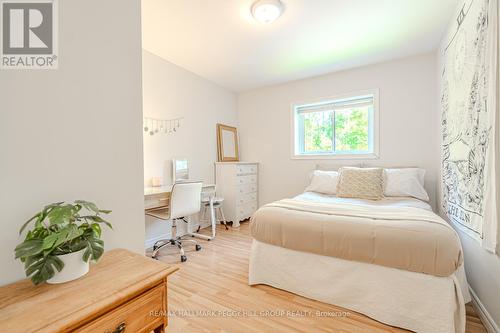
(290, 89, 380, 160)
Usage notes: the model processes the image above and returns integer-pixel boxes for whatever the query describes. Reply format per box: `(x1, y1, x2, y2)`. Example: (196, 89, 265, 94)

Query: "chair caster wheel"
(181, 255, 187, 262)
(195, 244, 202, 251)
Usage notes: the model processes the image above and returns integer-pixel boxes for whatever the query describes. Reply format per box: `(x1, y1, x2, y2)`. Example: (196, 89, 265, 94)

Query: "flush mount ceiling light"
(251, 0, 284, 23)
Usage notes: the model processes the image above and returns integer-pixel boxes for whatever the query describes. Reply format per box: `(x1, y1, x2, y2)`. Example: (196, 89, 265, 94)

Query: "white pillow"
(384, 168, 429, 201)
(305, 170, 339, 195)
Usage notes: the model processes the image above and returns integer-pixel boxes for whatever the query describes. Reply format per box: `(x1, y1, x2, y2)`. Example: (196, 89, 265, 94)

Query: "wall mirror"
(217, 124, 239, 162)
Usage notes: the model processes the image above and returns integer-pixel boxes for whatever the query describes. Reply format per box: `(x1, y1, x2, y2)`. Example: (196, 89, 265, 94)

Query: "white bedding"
(296, 191, 433, 211)
(250, 240, 470, 333)
(249, 191, 470, 333)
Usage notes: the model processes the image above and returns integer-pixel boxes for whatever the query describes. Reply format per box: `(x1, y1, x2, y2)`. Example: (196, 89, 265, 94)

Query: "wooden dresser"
(215, 162, 259, 227)
(0, 249, 178, 333)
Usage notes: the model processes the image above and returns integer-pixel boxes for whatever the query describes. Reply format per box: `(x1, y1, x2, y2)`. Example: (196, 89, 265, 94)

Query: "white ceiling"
(142, 0, 457, 92)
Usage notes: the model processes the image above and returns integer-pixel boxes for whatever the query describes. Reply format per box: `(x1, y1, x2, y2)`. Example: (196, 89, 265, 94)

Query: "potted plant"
(14, 200, 112, 285)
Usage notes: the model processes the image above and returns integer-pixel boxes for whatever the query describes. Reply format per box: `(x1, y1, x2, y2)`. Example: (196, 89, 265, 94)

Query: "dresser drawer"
(144, 193, 169, 210)
(236, 192, 258, 205)
(236, 201, 258, 220)
(236, 183, 257, 195)
(78, 285, 165, 333)
(235, 174, 257, 186)
(236, 164, 258, 175)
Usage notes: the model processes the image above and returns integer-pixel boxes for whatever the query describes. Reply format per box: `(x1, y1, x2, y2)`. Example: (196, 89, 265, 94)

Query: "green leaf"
(31, 228, 49, 240)
(42, 225, 84, 251)
(25, 255, 64, 285)
(43, 202, 64, 211)
(67, 223, 84, 239)
(75, 200, 100, 214)
(91, 223, 101, 238)
(81, 215, 112, 229)
(39, 202, 64, 222)
(85, 215, 105, 222)
(64, 238, 88, 253)
(82, 236, 104, 262)
(15, 239, 44, 259)
(78, 222, 89, 229)
(24, 253, 42, 269)
(47, 205, 76, 225)
(98, 209, 112, 214)
(25, 255, 45, 276)
(42, 233, 60, 250)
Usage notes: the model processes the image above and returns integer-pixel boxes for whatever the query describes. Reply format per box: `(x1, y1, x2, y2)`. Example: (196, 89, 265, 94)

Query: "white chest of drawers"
(215, 162, 259, 227)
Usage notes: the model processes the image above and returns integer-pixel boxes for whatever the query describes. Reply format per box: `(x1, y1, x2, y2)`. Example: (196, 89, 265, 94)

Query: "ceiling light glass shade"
(251, 0, 283, 23)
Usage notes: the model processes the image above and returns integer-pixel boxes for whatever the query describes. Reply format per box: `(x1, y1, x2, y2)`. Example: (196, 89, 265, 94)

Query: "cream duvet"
(250, 197, 462, 277)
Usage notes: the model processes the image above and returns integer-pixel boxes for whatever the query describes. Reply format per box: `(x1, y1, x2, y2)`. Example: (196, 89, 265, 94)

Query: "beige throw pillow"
(337, 167, 384, 200)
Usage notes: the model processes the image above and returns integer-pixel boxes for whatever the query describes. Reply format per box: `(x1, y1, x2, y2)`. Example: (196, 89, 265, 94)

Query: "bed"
(249, 191, 470, 333)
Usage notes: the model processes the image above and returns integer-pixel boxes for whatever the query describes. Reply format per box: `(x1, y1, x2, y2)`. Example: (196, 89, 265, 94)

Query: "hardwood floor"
(151, 223, 487, 333)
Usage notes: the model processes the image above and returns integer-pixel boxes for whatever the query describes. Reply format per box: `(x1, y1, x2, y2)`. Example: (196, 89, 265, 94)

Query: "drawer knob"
(112, 322, 126, 333)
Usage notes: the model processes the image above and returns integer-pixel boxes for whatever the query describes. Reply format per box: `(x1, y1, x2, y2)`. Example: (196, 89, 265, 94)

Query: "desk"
(144, 184, 217, 240)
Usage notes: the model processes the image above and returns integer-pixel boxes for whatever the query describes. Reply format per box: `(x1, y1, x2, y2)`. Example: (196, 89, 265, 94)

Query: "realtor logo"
(1, 0, 58, 69)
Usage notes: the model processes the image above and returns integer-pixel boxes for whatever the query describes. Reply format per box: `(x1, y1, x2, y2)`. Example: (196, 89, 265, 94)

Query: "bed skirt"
(249, 239, 471, 333)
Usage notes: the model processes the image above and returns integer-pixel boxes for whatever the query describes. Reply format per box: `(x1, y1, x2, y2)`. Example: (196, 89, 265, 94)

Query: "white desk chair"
(147, 181, 202, 262)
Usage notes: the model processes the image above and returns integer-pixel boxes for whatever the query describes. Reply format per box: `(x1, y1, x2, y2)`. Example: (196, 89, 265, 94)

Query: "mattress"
(250, 193, 462, 277)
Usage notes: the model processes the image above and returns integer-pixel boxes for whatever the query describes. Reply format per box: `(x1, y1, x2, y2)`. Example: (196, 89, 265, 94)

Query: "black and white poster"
(441, 0, 497, 250)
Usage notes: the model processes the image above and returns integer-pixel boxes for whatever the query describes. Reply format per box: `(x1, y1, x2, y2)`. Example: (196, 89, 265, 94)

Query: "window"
(292, 90, 378, 159)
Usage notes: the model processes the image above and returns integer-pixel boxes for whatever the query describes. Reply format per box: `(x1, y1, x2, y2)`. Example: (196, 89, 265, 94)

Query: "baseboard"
(144, 222, 212, 249)
(470, 287, 500, 333)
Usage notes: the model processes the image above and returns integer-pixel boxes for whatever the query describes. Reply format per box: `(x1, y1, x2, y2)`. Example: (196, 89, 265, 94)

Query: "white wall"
(0, 0, 145, 285)
(142, 50, 237, 246)
(237, 53, 439, 208)
(436, 2, 500, 329)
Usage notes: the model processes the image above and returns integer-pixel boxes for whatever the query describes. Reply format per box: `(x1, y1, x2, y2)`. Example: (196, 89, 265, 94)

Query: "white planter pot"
(46, 248, 89, 284)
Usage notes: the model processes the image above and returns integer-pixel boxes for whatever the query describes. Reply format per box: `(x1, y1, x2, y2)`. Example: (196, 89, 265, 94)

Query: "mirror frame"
(172, 158, 189, 182)
(216, 123, 239, 162)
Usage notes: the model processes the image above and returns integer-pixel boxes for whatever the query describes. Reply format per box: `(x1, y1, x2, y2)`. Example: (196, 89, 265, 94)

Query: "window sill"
(291, 153, 379, 160)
